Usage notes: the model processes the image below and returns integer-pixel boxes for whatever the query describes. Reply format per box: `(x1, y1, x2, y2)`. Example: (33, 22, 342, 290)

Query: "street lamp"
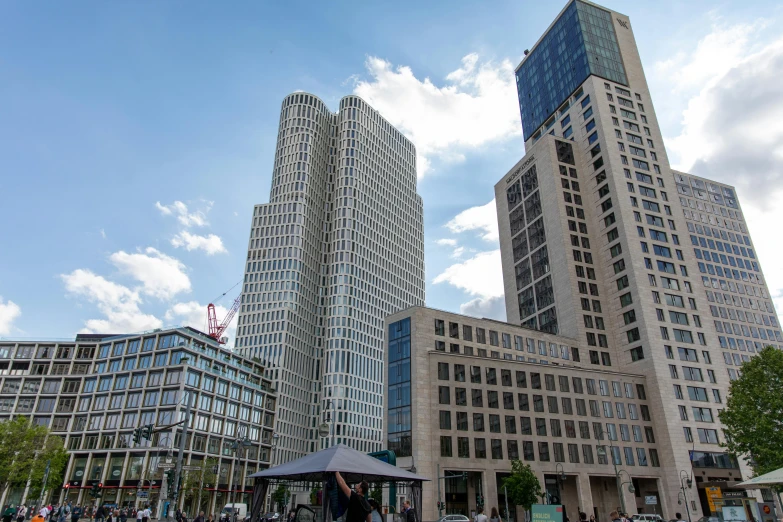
(229, 434, 253, 522)
(679, 470, 693, 522)
(595, 425, 634, 516)
(319, 400, 335, 448)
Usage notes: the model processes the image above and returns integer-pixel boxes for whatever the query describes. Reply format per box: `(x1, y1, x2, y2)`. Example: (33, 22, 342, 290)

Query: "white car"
(437, 516, 470, 522)
(632, 515, 665, 522)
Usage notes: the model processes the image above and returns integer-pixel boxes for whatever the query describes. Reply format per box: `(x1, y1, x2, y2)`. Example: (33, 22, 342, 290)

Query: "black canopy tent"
(247, 445, 428, 522)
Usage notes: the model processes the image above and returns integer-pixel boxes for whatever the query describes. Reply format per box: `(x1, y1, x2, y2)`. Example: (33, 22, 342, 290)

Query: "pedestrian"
(473, 507, 487, 522)
(181, 512, 188, 522)
(119, 509, 127, 522)
(4, 505, 16, 522)
(71, 505, 82, 522)
(141, 506, 149, 522)
(17, 505, 28, 522)
(402, 501, 416, 522)
(610, 512, 622, 522)
(490, 508, 502, 522)
(31, 514, 44, 522)
(590, 516, 596, 522)
(675, 514, 686, 522)
(194, 512, 205, 522)
(134, 508, 141, 522)
(367, 500, 382, 522)
(94, 506, 105, 522)
(334, 472, 371, 522)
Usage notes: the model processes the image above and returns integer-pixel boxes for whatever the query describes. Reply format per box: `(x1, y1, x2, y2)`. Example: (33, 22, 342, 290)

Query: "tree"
(272, 485, 289, 510)
(182, 458, 219, 513)
(369, 483, 383, 505)
(26, 437, 69, 503)
(0, 417, 68, 501)
(501, 461, 543, 511)
(719, 346, 783, 479)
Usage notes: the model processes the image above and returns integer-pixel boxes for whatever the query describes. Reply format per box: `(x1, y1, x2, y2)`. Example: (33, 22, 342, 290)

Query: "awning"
(735, 467, 783, 488)
(247, 443, 429, 483)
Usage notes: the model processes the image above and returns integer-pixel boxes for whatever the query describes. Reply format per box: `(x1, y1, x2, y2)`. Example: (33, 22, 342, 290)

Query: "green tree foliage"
(272, 485, 289, 509)
(27, 437, 69, 502)
(719, 346, 783, 478)
(182, 458, 219, 506)
(369, 483, 383, 504)
(500, 461, 543, 511)
(0, 417, 68, 499)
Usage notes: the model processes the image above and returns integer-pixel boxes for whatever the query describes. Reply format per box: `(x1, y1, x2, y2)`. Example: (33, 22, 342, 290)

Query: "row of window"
(439, 435, 660, 466)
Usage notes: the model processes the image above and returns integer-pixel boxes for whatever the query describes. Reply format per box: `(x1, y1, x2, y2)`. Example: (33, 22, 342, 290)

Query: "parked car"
(437, 515, 470, 522)
(695, 517, 720, 522)
(632, 515, 665, 522)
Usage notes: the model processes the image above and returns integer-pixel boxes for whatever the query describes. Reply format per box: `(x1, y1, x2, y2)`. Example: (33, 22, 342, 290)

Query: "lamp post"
(229, 433, 253, 522)
(318, 400, 335, 448)
(679, 470, 693, 522)
(595, 426, 635, 516)
(171, 357, 194, 520)
(267, 434, 279, 512)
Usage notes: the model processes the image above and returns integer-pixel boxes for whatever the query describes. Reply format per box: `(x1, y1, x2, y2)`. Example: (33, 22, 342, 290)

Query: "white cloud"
(433, 249, 504, 299)
(171, 231, 228, 255)
(353, 53, 521, 176)
(0, 297, 22, 336)
(165, 300, 238, 347)
(451, 246, 466, 259)
(460, 296, 506, 321)
(436, 238, 458, 247)
(110, 247, 191, 300)
(657, 22, 783, 317)
(61, 269, 162, 333)
(445, 199, 499, 241)
(155, 200, 210, 227)
(100, 229, 106, 239)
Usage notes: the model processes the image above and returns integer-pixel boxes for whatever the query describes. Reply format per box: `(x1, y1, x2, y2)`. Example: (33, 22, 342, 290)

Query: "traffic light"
(90, 483, 103, 498)
(141, 424, 154, 441)
(133, 428, 142, 444)
(166, 470, 178, 498)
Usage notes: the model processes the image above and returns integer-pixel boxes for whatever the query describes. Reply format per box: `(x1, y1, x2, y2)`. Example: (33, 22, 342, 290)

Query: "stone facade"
(386, 307, 668, 522)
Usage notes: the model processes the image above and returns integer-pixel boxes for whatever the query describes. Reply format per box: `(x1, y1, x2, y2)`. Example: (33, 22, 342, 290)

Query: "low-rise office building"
(0, 327, 276, 515)
(386, 307, 671, 522)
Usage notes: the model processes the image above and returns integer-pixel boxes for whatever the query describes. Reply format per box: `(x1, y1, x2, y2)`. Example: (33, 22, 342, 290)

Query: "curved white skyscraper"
(235, 92, 425, 465)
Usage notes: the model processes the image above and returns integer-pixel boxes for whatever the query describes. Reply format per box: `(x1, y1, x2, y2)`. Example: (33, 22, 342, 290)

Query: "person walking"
(4, 505, 17, 522)
(71, 505, 82, 522)
(490, 508, 502, 522)
(194, 512, 205, 522)
(140, 506, 149, 522)
(610, 512, 622, 522)
(16, 505, 28, 522)
(473, 507, 488, 522)
(119, 509, 127, 522)
(367, 500, 382, 522)
(94, 506, 105, 522)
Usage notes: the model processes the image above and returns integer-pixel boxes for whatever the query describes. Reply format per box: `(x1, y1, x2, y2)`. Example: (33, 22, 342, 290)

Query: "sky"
(2, 0, 783, 345)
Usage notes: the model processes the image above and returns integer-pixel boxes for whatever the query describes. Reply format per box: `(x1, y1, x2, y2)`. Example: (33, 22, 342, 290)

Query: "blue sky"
(2, 0, 783, 341)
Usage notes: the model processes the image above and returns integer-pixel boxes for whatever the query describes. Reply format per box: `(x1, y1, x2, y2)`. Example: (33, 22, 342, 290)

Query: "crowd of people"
(1, 503, 155, 522)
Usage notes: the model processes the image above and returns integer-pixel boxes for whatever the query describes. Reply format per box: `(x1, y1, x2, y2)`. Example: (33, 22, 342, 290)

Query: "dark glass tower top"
(516, 0, 628, 141)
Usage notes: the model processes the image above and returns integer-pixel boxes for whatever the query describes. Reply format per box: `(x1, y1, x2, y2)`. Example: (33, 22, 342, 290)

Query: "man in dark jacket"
(403, 501, 416, 522)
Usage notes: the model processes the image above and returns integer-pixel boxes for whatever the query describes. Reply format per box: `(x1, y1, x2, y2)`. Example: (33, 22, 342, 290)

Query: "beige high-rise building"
(492, 0, 781, 518)
(234, 92, 425, 466)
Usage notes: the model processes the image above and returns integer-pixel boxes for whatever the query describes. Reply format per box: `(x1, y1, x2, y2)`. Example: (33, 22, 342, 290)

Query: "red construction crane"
(206, 283, 242, 344)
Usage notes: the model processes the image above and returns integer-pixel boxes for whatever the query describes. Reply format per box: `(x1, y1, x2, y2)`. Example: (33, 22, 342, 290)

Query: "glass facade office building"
(0, 327, 276, 513)
(515, 0, 628, 141)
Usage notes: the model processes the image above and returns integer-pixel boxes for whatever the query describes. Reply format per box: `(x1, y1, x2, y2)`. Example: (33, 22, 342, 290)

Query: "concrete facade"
(493, 0, 782, 518)
(0, 327, 276, 515)
(386, 306, 670, 522)
(233, 92, 425, 464)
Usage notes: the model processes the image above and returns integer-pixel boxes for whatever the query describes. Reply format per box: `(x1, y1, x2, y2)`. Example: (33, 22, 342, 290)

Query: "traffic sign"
(645, 496, 658, 505)
(183, 466, 202, 471)
(158, 463, 176, 469)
